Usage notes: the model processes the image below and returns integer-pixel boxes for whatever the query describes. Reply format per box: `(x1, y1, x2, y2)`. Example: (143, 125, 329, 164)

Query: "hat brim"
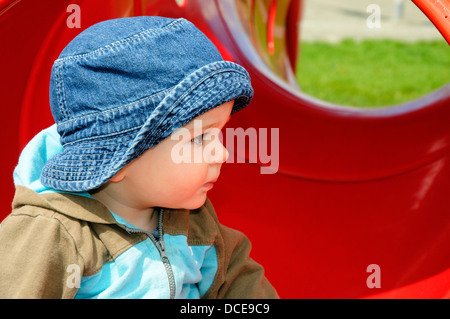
(41, 61, 253, 192)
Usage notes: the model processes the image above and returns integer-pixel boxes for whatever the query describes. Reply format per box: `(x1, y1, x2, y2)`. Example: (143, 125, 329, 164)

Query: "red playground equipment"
(0, 0, 449, 298)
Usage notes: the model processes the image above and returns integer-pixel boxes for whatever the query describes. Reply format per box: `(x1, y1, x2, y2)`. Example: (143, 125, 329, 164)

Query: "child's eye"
(191, 133, 206, 145)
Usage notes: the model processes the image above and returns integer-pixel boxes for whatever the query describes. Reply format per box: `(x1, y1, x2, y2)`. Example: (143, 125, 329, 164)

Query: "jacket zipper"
(119, 208, 176, 299)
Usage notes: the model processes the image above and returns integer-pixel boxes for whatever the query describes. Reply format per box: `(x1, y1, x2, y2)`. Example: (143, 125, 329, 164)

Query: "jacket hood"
(14, 125, 90, 198)
(12, 125, 114, 223)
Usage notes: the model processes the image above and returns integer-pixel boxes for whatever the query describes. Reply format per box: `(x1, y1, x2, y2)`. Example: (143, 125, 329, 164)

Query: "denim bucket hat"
(40, 16, 253, 192)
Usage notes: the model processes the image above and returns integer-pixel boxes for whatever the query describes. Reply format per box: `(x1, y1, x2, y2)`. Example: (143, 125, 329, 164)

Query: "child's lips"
(202, 182, 215, 190)
(202, 178, 218, 190)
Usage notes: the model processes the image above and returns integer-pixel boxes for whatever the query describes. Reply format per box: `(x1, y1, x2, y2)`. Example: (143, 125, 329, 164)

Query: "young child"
(0, 16, 278, 299)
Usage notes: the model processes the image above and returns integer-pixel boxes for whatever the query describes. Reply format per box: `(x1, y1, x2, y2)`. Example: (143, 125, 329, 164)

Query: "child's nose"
(220, 145, 230, 163)
(207, 139, 229, 164)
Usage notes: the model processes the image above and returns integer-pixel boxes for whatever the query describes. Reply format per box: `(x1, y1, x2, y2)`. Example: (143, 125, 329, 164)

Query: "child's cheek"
(170, 162, 208, 189)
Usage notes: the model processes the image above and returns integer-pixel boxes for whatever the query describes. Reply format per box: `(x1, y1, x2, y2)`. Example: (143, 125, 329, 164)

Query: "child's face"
(112, 101, 233, 210)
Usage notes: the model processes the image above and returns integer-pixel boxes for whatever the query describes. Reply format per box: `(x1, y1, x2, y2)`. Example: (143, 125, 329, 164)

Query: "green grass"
(296, 39, 450, 107)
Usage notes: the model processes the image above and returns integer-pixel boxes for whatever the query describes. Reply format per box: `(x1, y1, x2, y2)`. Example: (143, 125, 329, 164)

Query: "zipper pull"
(158, 240, 169, 262)
(159, 240, 165, 252)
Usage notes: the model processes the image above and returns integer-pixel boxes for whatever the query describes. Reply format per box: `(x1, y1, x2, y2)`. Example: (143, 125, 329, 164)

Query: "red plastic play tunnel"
(0, 0, 449, 298)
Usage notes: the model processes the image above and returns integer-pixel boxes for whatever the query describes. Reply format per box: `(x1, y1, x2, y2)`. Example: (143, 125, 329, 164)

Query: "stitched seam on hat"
(57, 86, 172, 127)
(42, 173, 101, 180)
(45, 169, 106, 175)
(43, 166, 112, 178)
(63, 140, 130, 151)
(55, 18, 186, 63)
(62, 125, 140, 147)
(54, 63, 71, 121)
(57, 140, 130, 154)
(57, 146, 127, 156)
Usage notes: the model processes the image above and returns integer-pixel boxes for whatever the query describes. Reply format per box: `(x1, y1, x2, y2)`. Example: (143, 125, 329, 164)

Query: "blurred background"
(297, 0, 448, 107)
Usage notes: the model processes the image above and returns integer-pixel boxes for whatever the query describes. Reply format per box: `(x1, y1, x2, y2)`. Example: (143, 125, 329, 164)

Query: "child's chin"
(167, 194, 208, 211)
(183, 194, 208, 210)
